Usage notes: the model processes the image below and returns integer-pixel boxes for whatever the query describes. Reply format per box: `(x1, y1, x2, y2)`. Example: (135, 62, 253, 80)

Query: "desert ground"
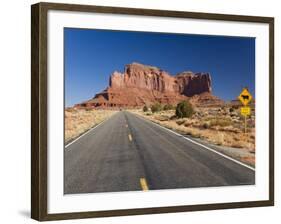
(129, 104, 255, 166)
(65, 108, 117, 144)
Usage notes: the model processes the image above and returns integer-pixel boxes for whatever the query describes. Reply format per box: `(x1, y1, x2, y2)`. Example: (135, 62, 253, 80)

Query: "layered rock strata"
(75, 62, 223, 108)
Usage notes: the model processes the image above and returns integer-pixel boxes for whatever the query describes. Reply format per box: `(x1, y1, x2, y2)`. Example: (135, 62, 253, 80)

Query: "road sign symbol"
(238, 88, 252, 106)
(240, 106, 251, 117)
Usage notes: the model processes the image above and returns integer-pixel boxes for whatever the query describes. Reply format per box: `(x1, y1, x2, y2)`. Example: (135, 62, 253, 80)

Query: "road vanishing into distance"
(64, 111, 255, 194)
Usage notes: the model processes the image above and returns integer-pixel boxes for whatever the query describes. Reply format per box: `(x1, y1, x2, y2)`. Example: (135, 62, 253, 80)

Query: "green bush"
(151, 103, 162, 113)
(163, 104, 174, 110)
(143, 105, 148, 112)
(175, 101, 194, 118)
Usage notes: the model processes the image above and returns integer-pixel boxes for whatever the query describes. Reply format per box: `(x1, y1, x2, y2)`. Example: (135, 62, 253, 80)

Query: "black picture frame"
(31, 2, 274, 221)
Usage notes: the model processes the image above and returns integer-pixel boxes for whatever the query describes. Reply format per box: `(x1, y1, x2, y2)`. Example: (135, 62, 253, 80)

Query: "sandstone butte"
(74, 62, 224, 109)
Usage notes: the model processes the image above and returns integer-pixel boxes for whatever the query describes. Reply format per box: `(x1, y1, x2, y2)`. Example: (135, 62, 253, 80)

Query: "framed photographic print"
(31, 2, 274, 221)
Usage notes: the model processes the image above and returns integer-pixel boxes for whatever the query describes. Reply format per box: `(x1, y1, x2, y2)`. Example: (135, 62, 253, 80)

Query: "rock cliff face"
(110, 63, 178, 93)
(109, 63, 212, 95)
(175, 72, 212, 96)
(75, 62, 222, 108)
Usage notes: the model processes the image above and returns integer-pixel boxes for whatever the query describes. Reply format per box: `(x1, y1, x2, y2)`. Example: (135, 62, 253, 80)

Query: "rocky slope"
(75, 62, 223, 108)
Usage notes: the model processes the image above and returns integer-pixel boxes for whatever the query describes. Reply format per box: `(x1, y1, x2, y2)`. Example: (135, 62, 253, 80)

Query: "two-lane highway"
(64, 111, 255, 194)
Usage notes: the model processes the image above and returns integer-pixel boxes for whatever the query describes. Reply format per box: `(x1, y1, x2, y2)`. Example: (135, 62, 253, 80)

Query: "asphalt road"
(64, 111, 255, 194)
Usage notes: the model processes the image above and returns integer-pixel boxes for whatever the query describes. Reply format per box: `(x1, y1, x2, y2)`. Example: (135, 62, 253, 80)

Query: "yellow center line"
(140, 178, 149, 191)
(128, 134, 132, 141)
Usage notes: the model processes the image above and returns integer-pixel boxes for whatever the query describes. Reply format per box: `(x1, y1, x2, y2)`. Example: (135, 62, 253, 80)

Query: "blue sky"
(64, 28, 255, 107)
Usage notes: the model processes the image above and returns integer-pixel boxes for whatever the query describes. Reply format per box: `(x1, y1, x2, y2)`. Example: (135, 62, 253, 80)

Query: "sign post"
(238, 88, 252, 133)
(240, 106, 251, 133)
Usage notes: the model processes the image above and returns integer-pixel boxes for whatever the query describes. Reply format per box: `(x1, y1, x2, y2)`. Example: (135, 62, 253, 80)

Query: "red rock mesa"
(75, 62, 223, 108)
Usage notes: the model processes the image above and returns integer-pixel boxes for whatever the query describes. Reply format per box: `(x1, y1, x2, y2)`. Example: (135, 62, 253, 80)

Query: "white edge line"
(65, 112, 118, 149)
(133, 112, 255, 171)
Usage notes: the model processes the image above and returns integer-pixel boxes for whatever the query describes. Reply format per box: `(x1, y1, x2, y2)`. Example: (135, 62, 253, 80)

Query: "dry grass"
(130, 108, 255, 166)
(65, 108, 117, 143)
(208, 117, 232, 127)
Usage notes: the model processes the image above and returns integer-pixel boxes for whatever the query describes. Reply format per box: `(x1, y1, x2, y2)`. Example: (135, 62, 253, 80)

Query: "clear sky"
(64, 28, 255, 107)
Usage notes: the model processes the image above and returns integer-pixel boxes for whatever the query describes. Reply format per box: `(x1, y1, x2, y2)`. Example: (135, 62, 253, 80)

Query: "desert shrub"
(230, 141, 244, 148)
(209, 118, 232, 127)
(184, 128, 201, 138)
(229, 107, 234, 113)
(163, 104, 174, 110)
(212, 133, 225, 146)
(184, 119, 196, 127)
(151, 102, 162, 113)
(155, 115, 170, 121)
(170, 115, 178, 120)
(85, 108, 93, 111)
(175, 101, 194, 118)
(65, 107, 76, 112)
(232, 104, 240, 109)
(143, 105, 148, 112)
(191, 132, 201, 138)
(202, 121, 210, 129)
(176, 119, 185, 125)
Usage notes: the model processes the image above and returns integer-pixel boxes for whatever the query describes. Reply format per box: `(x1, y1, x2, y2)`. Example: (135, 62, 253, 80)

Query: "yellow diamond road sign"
(238, 88, 252, 106)
(240, 106, 251, 116)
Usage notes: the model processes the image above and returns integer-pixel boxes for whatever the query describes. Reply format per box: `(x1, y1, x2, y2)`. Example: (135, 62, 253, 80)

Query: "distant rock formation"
(175, 71, 212, 96)
(75, 62, 223, 108)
